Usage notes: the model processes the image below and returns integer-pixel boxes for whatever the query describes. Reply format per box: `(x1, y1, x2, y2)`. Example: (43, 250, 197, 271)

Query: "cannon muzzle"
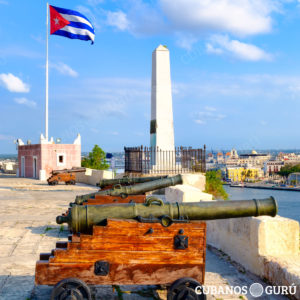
(57, 197, 278, 234)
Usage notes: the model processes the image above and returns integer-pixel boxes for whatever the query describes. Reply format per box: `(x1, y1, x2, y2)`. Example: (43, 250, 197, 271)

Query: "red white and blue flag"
(49, 5, 95, 44)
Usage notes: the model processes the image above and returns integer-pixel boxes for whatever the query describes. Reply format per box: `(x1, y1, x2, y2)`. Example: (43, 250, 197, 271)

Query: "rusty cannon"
(74, 174, 183, 205)
(98, 175, 168, 189)
(58, 197, 278, 234)
(47, 167, 86, 186)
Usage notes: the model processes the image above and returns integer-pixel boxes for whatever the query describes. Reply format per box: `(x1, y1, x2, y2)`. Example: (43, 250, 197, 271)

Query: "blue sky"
(1, 0, 300, 153)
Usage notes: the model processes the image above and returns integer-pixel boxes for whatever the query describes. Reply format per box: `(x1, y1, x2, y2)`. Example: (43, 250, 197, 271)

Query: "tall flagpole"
(45, 2, 49, 141)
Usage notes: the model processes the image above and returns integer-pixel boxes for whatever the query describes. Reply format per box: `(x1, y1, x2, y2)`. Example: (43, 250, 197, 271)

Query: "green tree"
(277, 164, 300, 177)
(81, 145, 109, 170)
(205, 170, 229, 200)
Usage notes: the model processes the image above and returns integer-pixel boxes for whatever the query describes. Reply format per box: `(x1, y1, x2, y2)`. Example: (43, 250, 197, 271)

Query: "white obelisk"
(150, 45, 175, 167)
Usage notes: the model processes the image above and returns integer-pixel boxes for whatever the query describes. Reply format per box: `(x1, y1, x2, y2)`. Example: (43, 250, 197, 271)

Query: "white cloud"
(110, 131, 119, 135)
(195, 119, 206, 125)
(0, 46, 43, 59)
(172, 73, 300, 101)
(205, 106, 217, 111)
(160, 0, 278, 36)
(87, 0, 104, 6)
(106, 11, 130, 31)
(0, 73, 30, 93)
(54, 77, 150, 120)
(260, 120, 268, 126)
(14, 97, 36, 108)
(207, 35, 272, 61)
(0, 134, 14, 141)
(104, 1, 166, 36)
(206, 43, 223, 55)
(194, 109, 226, 125)
(98, 0, 287, 54)
(175, 34, 198, 51)
(0, 0, 8, 4)
(51, 63, 78, 77)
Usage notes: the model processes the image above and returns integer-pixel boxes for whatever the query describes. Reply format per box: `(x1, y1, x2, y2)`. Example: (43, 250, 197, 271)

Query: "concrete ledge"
(206, 216, 300, 298)
(76, 169, 114, 186)
(181, 173, 206, 191)
(206, 216, 299, 277)
(165, 185, 213, 202)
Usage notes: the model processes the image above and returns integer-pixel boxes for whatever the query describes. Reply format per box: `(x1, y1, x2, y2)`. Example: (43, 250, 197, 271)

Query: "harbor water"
(224, 185, 300, 224)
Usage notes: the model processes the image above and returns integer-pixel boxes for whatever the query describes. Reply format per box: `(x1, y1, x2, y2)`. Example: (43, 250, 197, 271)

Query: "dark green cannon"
(98, 175, 168, 189)
(57, 197, 278, 234)
(74, 174, 183, 205)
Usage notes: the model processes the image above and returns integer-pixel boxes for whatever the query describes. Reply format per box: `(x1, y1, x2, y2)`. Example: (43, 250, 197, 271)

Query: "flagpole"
(45, 2, 49, 141)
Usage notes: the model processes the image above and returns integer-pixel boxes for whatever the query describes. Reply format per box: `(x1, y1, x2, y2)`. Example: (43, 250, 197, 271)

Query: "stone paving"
(0, 176, 288, 300)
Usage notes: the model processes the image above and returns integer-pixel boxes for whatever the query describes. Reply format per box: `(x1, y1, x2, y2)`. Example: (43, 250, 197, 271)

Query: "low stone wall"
(206, 216, 299, 274)
(166, 185, 213, 202)
(181, 173, 206, 190)
(76, 169, 114, 186)
(164, 173, 210, 202)
(206, 216, 300, 299)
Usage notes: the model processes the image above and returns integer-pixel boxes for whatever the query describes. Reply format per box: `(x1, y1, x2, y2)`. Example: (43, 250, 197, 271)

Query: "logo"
(249, 283, 264, 297)
(195, 283, 297, 297)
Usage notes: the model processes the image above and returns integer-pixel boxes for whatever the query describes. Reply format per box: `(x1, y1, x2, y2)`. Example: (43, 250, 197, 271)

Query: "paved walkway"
(0, 177, 288, 300)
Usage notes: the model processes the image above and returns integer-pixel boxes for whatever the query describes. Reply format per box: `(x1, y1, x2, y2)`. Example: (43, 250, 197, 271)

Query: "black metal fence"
(124, 145, 206, 174)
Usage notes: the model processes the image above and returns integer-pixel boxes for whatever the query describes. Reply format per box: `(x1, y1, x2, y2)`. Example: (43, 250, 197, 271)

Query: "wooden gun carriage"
(35, 197, 277, 300)
(36, 218, 207, 300)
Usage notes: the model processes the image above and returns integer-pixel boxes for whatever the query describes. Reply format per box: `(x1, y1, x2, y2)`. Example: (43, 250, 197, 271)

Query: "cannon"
(47, 167, 86, 185)
(98, 175, 168, 189)
(58, 197, 277, 234)
(74, 174, 183, 205)
(36, 197, 278, 300)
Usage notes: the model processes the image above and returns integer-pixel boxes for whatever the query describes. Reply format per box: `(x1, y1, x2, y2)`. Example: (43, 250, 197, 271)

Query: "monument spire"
(150, 45, 175, 152)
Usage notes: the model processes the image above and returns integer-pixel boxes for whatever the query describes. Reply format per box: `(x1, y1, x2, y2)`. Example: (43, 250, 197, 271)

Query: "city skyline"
(1, 1, 300, 153)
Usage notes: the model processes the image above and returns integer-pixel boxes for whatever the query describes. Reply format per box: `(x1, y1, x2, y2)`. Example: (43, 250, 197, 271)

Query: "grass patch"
(44, 226, 54, 233)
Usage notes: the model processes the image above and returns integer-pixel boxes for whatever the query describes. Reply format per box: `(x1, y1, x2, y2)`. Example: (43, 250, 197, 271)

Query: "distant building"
(17, 134, 81, 180)
(227, 167, 244, 182)
(227, 166, 264, 182)
(277, 152, 300, 163)
(207, 153, 214, 163)
(238, 150, 271, 167)
(217, 152, 224, 164)
(230, 148, 238, 158)
(1, 161, 18, 174)
(264, 160, 284, 175)
(287, 172, 300, 186)
(225, 152, 231, 161)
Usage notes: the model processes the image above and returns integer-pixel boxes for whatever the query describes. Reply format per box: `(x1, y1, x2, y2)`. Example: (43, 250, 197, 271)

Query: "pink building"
(18, 134, 81, 180)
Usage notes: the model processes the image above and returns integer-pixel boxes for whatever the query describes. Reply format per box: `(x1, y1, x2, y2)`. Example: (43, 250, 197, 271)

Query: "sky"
(1, 0, 300, 153)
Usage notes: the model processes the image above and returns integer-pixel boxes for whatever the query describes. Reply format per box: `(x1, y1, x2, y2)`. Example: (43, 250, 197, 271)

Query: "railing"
(124, 145, 206, 174)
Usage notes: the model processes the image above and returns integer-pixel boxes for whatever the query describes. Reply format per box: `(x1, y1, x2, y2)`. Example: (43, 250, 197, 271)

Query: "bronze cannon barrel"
(98, 175, 168, 188)
(74, 174, 183, 205)
(57, 197, 278, 234)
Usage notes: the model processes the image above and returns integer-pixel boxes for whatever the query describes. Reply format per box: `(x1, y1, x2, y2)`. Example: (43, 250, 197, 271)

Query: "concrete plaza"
(0, 176, 287, 300)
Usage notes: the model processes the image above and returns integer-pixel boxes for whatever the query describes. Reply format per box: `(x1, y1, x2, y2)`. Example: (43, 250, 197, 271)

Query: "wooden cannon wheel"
(51, 278, 91, 300)
(167, 277, 206, 300)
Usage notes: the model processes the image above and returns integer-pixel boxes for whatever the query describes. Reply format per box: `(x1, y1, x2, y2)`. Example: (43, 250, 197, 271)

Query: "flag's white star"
(54, 18, 59, 25)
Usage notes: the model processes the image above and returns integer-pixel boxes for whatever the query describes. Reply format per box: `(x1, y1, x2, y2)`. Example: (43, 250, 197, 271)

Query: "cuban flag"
(49, 5, 95, 44)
